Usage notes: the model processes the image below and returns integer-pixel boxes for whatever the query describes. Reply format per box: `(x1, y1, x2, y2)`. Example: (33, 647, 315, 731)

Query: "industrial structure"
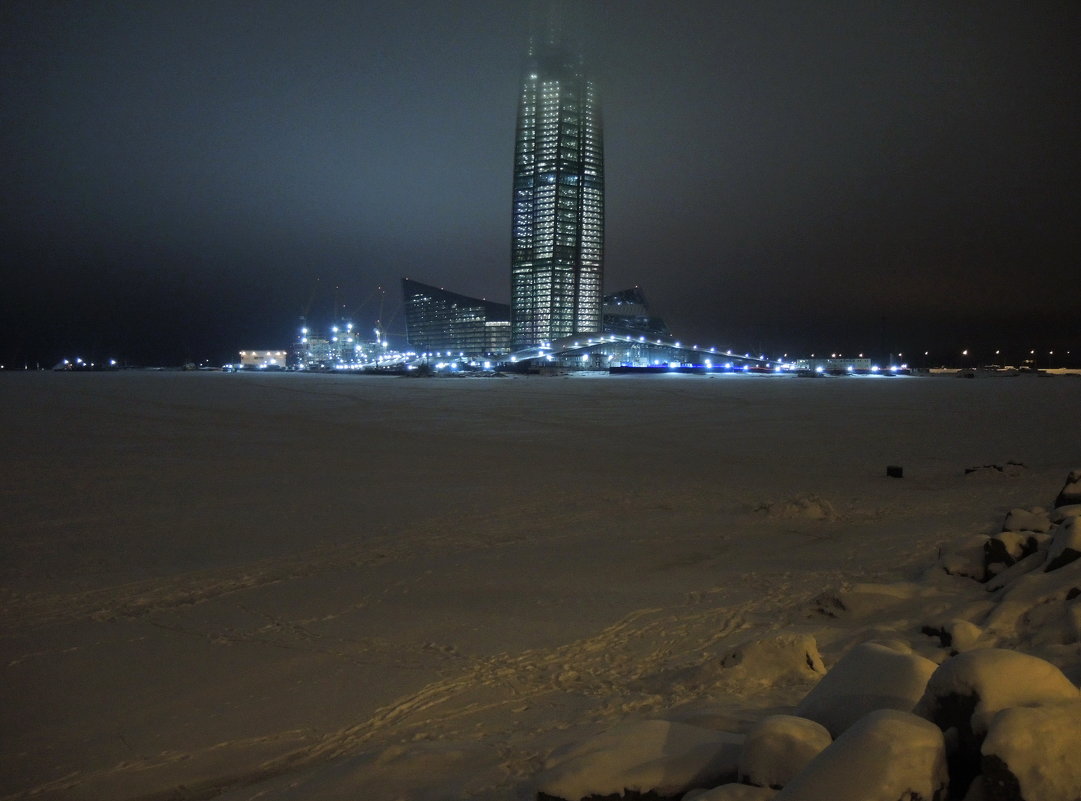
(290, 321, 390, 370)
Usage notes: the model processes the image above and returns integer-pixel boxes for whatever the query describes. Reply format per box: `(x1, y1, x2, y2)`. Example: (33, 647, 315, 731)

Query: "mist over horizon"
(3, 1, 1078, 367)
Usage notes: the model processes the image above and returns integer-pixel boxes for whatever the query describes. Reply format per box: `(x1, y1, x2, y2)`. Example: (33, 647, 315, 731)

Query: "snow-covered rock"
(938, 535, 993, 582)
(921, 618, 985, 652)
(685, 784, 777, 801)
(983, 549, 1047, 592)
(915, 649, 1079, 738)
(535, 720, 743, 801)
(982, 555, 1081, 649)
(756, 493, 837, 521)
(1053, 468, 1081, 508)
(794, 641, 938, 737)
(980, 701, 1081, 801)
(965, 462, 1026, 479)
(738, 715, 831, 789)
(1045, 515, 1081, 572)
(983, 533, 1038, 580)
(658, 635, 826, 700)
(708, 634, 826, 688)
(937, 528, 1054, 584)
(771, 710, 948, 801)
(914, 648, 1080, 797)
(946, 619, 985, 652)
(1051, 503, 1081, 523)
(819, 581, 938, 620)
(1001, 507, 1051, 534)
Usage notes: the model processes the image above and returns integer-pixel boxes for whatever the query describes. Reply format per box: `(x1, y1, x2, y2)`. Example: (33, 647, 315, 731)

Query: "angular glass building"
(602, 287, 671, 339)
(510, 16, 604, 351)
(402, 278, 510, 357)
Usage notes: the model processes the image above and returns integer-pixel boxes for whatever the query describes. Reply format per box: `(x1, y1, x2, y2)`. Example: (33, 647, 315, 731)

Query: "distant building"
(602, 287, 670, 339)
(239, 350, 287, 369)
(510, 10, 604, 350)
(792, 357, 873, 374)
(401, 278, 510, 357)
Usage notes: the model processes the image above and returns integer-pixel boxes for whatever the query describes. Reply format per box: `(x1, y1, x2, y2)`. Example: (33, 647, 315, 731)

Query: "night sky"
(3, 1, 1078, 367)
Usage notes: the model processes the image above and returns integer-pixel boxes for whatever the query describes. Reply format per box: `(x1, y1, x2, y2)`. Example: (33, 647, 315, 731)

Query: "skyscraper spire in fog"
(510, 1, 604, 350)
(527, 0, 578, 54)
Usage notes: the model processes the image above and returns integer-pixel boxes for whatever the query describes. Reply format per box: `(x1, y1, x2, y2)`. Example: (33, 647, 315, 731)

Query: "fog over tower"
(510, 3, 604, 351)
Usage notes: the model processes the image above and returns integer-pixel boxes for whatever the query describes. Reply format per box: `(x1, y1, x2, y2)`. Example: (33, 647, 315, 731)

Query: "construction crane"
(373, 286, 387, 348)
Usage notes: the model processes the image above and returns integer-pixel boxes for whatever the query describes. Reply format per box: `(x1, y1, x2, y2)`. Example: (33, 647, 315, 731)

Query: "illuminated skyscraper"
(510, 10, 604, 351)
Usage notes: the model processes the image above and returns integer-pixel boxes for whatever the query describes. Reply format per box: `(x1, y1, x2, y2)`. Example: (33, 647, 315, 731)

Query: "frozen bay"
(1, 371, 1078, 800)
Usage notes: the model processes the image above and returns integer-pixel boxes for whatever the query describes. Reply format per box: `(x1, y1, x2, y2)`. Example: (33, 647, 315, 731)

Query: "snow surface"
(535, 719, 743, 799)
(686, 784, 777, 801)
(1, 370, 1080, 800)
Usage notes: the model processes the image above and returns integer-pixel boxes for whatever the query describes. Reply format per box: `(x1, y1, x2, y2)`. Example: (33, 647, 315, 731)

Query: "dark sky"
(2, 1, 1079, 366)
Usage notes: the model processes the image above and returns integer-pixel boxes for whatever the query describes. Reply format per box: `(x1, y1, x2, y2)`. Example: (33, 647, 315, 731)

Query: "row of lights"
(58, 357, 118, 368)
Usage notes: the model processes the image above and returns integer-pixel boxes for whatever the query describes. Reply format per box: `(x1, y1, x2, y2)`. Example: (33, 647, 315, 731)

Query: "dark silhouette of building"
(401, 278, 510, 357)
(602, 287, 670, 339)
(510, 6, 604, 350)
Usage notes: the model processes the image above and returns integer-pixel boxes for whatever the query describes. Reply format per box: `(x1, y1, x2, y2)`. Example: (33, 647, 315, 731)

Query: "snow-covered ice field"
(1, 370, 1078, 800)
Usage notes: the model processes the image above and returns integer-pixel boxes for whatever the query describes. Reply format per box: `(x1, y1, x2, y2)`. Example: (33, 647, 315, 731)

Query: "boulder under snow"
(981, 552, 1081, 649)
(914, 648, 1080, 797)
(794, 641, 938, 737)
(771, 710, 948, 801)
(694, 633, 826, 690)
(979, 700, 1081, 801)
(1044, 515, 1081, 572)
(1001, 507, 1052, 534)
(738, 715, 831, 790)
(1053, 468, 1081, 508)
(1051, 503, 1081, 523)
(915, 648, 1078, 738)
(984, 531, 1044, 580)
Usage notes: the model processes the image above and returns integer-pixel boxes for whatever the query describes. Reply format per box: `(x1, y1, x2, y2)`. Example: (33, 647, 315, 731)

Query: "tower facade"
(510, 23, 604, 351)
